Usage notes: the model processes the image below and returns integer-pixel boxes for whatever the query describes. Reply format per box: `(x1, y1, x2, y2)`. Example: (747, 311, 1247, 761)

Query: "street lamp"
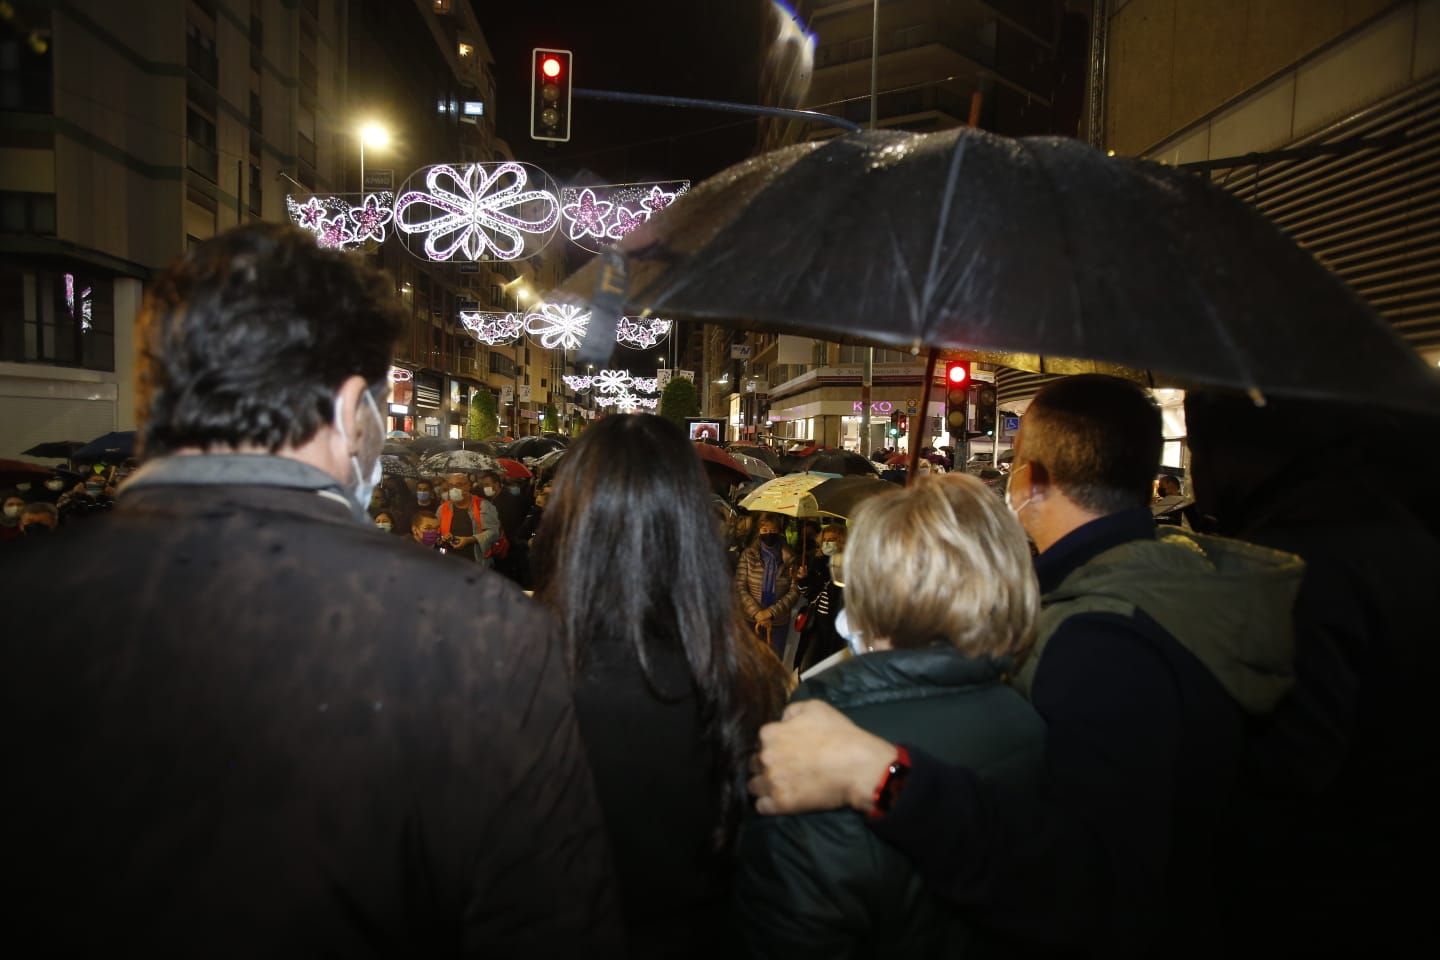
(358, 122, 389, 192)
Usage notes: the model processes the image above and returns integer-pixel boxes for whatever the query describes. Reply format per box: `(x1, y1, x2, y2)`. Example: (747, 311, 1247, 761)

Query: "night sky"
(478, 0, 768, 187)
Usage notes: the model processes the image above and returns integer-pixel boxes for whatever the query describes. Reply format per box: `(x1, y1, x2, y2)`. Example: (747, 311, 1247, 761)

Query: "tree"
(659, 376, 699, 428)
(542, 403, 559, 434)
(467, 389, 499, 440)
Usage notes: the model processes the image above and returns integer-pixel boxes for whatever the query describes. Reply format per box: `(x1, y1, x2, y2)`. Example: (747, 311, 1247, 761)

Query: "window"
(489, 352, 515, 376)
(186, 107, 217, 181)
(248, 164, 262, 215)
(249, 91, 262, 132)
(0, 266, 114, 371)
(0, 28, 52, 112)
(0, 191, 56, 235)
(185, 21, 217, 87)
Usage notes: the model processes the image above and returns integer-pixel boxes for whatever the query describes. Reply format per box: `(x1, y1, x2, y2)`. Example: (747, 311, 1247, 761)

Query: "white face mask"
(447, 487, 465, 502)
(820, 541, 839, 557)
(836, 609, 868, 657)
(335, 389, 384, 522)
(482, 486, 498, 498)
(375, 521, 392, 532)
(3, 504, 21, 519)
(45, 480, 65, 491)
(1004, 461, 1037, 520)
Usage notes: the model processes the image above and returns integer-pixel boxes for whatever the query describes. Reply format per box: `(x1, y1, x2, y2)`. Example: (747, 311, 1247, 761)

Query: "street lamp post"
(358, 122, 389, 193)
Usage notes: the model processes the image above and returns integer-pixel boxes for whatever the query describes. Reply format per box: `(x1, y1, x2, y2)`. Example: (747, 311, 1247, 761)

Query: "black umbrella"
(562, 127, 1440, 416)
(799, 450, 880, 478)
(72, 431, 136, 464)
(728, 444, 780, 469)
(379, 454, 419, 479)
(22, 441, 84, 459)
(505, 436, 566, 461)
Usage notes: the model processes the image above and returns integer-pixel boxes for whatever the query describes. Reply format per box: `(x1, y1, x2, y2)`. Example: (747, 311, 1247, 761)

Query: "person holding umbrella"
(736, 514, 801, 668)
(794, 524, 848, 674)
(435, 472, 501, 565)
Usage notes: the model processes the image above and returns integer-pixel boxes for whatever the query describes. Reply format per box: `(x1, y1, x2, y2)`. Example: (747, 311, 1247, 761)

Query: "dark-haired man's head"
(1008, 375, 1161, 552)
(1157, 474, 1181, 498)
(135, 224, 403, 504)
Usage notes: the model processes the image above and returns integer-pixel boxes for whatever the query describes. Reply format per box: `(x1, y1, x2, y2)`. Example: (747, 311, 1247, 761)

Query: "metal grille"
(995, 366, 1060, 405)
(1207, 75, 1440, 351)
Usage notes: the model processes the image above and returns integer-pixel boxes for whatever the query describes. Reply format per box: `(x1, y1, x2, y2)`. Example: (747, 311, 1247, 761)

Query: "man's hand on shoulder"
(748, 700, 897, 815)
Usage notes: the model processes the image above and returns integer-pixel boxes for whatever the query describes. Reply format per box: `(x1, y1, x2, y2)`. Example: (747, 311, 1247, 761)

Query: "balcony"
(186, 34, 218, 88)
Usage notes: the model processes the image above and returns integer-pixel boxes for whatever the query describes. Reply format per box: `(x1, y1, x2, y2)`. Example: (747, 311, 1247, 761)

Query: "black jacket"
(870, 510, 1293, 957)
(735, 646, 1045, 958)
(0, 454, 618, 956)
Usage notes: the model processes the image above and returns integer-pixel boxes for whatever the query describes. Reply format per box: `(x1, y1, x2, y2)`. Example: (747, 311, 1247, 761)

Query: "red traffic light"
(946, 361, 970, 386)
(541, 56, 562, 79)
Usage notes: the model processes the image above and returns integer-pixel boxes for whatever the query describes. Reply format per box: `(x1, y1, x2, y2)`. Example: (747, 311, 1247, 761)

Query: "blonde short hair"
(845, 474, 1038, 663)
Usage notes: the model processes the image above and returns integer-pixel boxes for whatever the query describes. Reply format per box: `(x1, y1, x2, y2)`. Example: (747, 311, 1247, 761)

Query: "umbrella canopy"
(381, 441, 416, 458)
(72, 431, 136, 464)
(739, 472, 895, 519)
(419, 450, 500, 478)
(379, 454, 419, 479)
(496, 457, 533, 480)
(729, 450, 777, 481)
(727, 444, 779, 468)
(561, 126, 1440, 416)
(529, 448, 566, 475)
(0, 458, 52, 487)
(505, 436, 566, 461)
(22, 441, 84, 459)
(799, 450, 881, 478)
(540, 432, 571, 445)
(694, 442, 751, 486)
(411, 436, 460, 455)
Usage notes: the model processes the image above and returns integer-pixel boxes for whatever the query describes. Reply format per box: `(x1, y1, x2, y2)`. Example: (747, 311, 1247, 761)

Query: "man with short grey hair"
(748, 375, 1303, 956)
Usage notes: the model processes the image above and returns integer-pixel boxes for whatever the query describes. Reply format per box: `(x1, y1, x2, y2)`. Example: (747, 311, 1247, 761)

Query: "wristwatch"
(868, 745, 911, 820)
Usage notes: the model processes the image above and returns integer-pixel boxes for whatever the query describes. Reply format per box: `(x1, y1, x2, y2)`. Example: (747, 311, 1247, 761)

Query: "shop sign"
(852, 400, 895, 414)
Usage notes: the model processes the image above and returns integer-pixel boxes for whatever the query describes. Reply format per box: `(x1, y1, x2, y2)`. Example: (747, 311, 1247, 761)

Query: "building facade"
(1, 0, 345, 458)
(1098, 0, 1440, 366)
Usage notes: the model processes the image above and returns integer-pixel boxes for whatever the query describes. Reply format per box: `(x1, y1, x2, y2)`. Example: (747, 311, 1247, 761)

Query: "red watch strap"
(867, 745, 911, 820)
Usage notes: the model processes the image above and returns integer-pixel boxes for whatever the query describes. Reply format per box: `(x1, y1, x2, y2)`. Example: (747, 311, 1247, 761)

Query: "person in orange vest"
(436, 472, 501, 566)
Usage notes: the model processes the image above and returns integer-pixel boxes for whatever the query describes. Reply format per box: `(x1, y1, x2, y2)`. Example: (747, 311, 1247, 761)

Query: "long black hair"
(533, 414, 787, 849)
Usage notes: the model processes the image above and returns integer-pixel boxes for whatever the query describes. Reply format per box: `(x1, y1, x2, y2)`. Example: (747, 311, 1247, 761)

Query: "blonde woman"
(734, 474, 1044, 956)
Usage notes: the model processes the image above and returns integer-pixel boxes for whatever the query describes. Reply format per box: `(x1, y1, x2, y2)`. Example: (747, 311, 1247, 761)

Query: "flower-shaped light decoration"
(316, 214, 354, 250)
(561, 188, 613, 241)
(561, 375, 593, 392)
(459, 311, 524, 346)
(293, 196, 326, 229)
(389, 367, 413, 383)
(606, 205, 647, 240)
(616, 316, 673, 350)
(523, 301, 590, 351)
(558, 180, 689, 254)
(594, 368, 634, 395)
(395, 163, 560, 262)
(641, 185, 678, 215)
(630, 377, 659, 394)
(348, 193, 395, 244)
(595, 390, 659, 412)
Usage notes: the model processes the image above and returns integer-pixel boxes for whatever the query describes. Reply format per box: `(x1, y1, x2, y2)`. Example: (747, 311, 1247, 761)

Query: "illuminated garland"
(286, 192, 395, 251)
(522, 301, 590, 351)
(558, 180, 689, 254)
(395, 163, 559, 262)
(459, 311, 526, 345)
(616, 316, 672, 350)
(593, 391, 659, 412)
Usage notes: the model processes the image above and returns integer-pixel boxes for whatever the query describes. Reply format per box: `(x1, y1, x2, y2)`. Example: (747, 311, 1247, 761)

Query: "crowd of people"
(0, 468, 129, 542)
(3, 223, 1433, 957)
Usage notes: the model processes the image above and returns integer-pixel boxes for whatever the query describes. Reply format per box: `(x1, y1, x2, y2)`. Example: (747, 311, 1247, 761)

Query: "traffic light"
(945, 361, 971, 435)
(530, 48, 572, 142)
(975, 383, 997, 436)
(888, 410, 905, 438)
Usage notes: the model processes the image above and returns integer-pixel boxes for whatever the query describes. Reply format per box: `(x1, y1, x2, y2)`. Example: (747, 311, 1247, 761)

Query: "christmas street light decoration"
(459, 311, 525, 346)
(286, 192, 395, 252)
(394, 162, 560, 262)
(562, 374, 593, 391)
(615, 316, 672, 350)
(594, 368, 634, 394)
(522, 301, 590, 351)
(558, 180, 689, 254)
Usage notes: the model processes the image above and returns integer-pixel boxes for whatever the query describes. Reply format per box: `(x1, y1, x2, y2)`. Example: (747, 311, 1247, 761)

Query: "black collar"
(1034, 507, 1156, 593)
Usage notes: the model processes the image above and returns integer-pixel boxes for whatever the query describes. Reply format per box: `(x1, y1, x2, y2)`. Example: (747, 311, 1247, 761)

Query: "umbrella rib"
(918, 135, 971, 333)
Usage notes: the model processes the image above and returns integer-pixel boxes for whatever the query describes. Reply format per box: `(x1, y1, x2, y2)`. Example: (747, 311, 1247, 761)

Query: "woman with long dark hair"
(533, 414, 788, 956)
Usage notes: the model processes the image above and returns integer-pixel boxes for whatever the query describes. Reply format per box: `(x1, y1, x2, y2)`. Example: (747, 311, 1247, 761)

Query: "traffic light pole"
(907, 350, 939, 485)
